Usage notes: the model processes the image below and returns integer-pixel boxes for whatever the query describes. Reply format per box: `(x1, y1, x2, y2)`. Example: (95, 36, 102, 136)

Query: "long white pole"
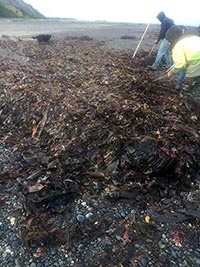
(132, 22, 151, 58)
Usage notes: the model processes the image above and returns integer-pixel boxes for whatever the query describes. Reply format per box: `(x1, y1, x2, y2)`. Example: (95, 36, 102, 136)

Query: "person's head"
(165, 26, 183, 48)
(156, 11, 166, 22)
(180, 25, 187, 34)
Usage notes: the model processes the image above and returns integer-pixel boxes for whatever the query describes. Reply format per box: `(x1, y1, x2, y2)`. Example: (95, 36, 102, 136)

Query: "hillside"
(0, 0, 44, 18)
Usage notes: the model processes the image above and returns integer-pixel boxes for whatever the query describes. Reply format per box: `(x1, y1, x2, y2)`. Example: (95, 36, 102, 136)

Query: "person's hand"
(154, 40, 158, 44)
(167, 70, 172, 78)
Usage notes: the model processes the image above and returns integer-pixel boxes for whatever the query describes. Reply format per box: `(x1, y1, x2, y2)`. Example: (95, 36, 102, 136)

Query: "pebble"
(116, 234, 122, 241)
(76, 214, 85, 223)
(171, 250, 178, 258)
(15, 258, 21, 267)
(161, 233, 167, 239)
(58, 260, 64, 265)
(85, 212, 95, 221)
(93, 181, 103, 190)
(77, 244, 84, 252)
(50, 249, 57, 256)
(161, 198, 172, 205)
(140, 257, 148, 267)
(91, 199, 99, 207)
(120, 211, 126, 218)
(44, 260, 50, 266)
(194, 258, 200, 264)
(158, 241, 166, 249)
(0, 152, 199, 267)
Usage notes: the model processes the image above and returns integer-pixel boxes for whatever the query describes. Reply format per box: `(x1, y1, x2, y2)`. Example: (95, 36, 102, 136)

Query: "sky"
(24, 0, 199, 26)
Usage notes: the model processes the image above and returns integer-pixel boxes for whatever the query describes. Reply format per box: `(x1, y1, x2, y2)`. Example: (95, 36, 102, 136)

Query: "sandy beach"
(1, 18, 198, 53)
(0, 18, 161, 51)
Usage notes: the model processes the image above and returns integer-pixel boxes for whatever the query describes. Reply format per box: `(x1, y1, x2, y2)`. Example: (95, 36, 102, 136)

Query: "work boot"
(180, 90, 192, 97)
(175, 84, 182, 90)
(149, 65, 158, 71)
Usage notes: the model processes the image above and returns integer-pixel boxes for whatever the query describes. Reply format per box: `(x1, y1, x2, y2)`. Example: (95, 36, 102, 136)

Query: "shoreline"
(0, 19, 198, 51)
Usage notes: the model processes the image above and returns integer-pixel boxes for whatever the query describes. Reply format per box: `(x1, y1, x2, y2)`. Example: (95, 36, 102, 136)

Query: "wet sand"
(0, 18, 160, 51)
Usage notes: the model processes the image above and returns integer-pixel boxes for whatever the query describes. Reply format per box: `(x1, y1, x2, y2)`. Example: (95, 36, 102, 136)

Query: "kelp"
(0, 37, 199, 248)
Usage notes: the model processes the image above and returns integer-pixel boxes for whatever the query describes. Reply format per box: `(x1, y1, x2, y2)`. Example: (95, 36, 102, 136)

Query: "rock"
(76, 214, 85, 223)
(15, 258, 21, 267)
(140, 257, 148, 267)
(85, 212, 95, 221)
(77, 244, 84, 252)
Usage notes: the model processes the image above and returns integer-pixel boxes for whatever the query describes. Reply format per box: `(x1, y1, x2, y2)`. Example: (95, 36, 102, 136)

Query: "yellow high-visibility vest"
(172, 36, 200, 70)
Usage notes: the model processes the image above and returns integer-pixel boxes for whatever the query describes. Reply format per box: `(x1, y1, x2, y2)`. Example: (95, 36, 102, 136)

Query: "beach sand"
(0, 18, 161, 51)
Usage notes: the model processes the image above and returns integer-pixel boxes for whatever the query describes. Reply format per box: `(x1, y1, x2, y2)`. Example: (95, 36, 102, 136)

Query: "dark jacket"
(156, 12, 174, 42)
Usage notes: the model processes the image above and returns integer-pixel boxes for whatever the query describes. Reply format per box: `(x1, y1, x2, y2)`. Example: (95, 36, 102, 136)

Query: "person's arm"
(167, 45, 186, 78)
(157, 24, 167, 42)
(172, 44, 187, 71)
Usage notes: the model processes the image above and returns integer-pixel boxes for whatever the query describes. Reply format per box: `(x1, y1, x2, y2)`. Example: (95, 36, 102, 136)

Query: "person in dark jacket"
(150, 11, 174, 70)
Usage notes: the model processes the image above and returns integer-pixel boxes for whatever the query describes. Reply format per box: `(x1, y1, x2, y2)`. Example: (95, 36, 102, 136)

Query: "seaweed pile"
(0, 37, 200, 260)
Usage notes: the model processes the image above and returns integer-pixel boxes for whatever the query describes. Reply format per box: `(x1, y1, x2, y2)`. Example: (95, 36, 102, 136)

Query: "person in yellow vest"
(166, 26, 200, 89)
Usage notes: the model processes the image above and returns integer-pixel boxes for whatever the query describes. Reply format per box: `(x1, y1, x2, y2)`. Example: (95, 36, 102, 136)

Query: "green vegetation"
(0, 4, 19, 17)
(0, 1, 45, 18)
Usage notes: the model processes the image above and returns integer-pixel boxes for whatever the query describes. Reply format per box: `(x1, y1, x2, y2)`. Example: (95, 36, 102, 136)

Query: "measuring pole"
(132, 22, 151, 58)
